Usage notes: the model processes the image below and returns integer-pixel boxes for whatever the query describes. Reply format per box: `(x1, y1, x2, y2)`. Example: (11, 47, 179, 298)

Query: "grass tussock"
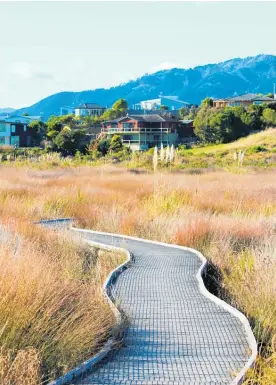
(0, 165, 276, 383)
(0, 222, 125, 383)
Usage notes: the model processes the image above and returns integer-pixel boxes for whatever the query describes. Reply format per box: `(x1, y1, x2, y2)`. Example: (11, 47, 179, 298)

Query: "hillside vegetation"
(177, 129, 276, 170)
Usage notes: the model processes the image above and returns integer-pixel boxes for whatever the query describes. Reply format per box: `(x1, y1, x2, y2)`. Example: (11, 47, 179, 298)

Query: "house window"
(229, 102, 241, 107)
(0, 123, 6, 133)
(24, 125, 27, 132)
(122, 135, 133, 141)
(123, 123, 133, 131)
(10, 136, 20, 147)
(11, 125, 16, 133)
(0, 137, 5, 145)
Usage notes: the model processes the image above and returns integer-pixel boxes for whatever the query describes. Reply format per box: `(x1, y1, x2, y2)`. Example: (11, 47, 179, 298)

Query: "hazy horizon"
(1, 1, 276, 109)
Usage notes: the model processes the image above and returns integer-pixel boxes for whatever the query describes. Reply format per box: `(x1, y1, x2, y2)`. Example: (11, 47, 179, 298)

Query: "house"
(213, 93, 275, 108)
(75, 103, 106, 117)
(60, 106, 75, 116)
(100, 114, 195, 151)
(0, 115, 41, 147)
(133, 95, 191, 111)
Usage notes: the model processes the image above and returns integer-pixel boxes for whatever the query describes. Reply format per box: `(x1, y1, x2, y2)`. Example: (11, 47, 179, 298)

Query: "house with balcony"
(75, 103, 106, 118)
(100, 114, 194, 151)
(0, 115, 41, 147)
(213, 93, 275, 108)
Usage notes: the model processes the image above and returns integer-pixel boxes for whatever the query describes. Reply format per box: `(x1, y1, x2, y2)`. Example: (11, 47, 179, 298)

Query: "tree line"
(192, 97, 276, 143)
(27, 98, 129, 155)
(27, 95, 276, 155)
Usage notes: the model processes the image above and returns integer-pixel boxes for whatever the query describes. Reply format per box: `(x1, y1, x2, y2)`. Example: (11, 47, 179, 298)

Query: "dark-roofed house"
(101, 114, 194, 150)
(213, 93, 275, 108)
(75, 103, 106, 117)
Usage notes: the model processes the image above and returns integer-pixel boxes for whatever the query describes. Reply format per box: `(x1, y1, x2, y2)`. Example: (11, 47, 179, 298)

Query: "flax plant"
(165, 145, 170, 163)
(153, 146, 158, 171)
(160, 143, 165, 163)
(170, 144, 175, 164)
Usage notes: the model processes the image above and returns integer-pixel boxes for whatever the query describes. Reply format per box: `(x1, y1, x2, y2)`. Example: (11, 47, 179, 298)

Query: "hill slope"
(182, 129, 276, 169)
(0, 107, 15, 114)
(14, 54, 276, 119)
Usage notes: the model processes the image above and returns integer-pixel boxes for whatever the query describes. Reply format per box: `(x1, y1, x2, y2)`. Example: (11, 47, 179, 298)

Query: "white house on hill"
(133, 95, 190, 111)
(75, 103, 106, 117)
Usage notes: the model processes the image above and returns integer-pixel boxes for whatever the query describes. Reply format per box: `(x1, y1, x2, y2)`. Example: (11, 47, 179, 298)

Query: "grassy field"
(176, 129, 276, 170)
(0, 164, 276, 383)
(1, 130, 276, 383)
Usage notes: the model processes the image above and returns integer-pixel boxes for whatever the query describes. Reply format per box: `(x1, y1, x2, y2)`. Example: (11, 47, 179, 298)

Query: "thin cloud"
(11, 61, 54, 80)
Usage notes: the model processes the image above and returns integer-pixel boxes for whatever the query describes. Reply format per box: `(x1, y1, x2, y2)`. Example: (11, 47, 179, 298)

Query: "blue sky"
(1, 1, 276, 108)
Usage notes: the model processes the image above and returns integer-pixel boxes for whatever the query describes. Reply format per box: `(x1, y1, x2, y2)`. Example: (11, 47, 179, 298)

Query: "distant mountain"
(0, 107, 15, 115)
(14, 54, 276, 120)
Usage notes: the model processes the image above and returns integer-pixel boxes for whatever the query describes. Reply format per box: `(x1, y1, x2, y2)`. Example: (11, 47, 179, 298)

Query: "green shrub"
(247, 145, 268, 154)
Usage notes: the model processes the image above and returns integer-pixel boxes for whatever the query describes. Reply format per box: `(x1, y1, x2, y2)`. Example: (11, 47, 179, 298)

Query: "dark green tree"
(201, 97, 213, 108)
(262, 108, 276, 127)
(101, 109, 118, 121)
(112, 98, 128, 111)
(101, 98, 128, 121)
(53, 127, 86, 154)
(97, 138, 111, 155)
(194, 106, 215, 142)
(178, 106, 189, 119)
(195, 106, 250, 143)
(109, 134, 123, 152)
(265, 102, 276, 112)
(28, 120, 46, 145)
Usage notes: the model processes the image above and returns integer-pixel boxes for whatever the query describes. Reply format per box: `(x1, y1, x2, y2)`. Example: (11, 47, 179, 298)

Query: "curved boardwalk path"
(71, 230, 255, 385)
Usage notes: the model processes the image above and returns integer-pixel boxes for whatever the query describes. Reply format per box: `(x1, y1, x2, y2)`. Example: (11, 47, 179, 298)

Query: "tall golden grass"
(0, 165, 276, 383)
(0, 216, 125, 383)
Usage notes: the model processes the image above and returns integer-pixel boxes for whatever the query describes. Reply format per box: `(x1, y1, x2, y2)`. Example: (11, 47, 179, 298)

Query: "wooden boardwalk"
(69, 229, 256, 385)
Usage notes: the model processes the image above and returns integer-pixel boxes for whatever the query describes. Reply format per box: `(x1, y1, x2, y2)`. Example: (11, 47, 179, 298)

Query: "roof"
(228, 93, 261, 102)
(76, 103, 105, 109)
(252, 96, 275, 101)
(161, 96, 190, 105)
(104, 117, 122, 124)
(1, 115, 42, 123)
(117, 114, 179, 123)
(216, 93, 274, 103)
(137, 96, 190, 106)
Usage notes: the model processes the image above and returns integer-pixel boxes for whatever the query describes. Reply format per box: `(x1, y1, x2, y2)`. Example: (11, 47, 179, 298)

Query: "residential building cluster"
(1, 91, 275, 150)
